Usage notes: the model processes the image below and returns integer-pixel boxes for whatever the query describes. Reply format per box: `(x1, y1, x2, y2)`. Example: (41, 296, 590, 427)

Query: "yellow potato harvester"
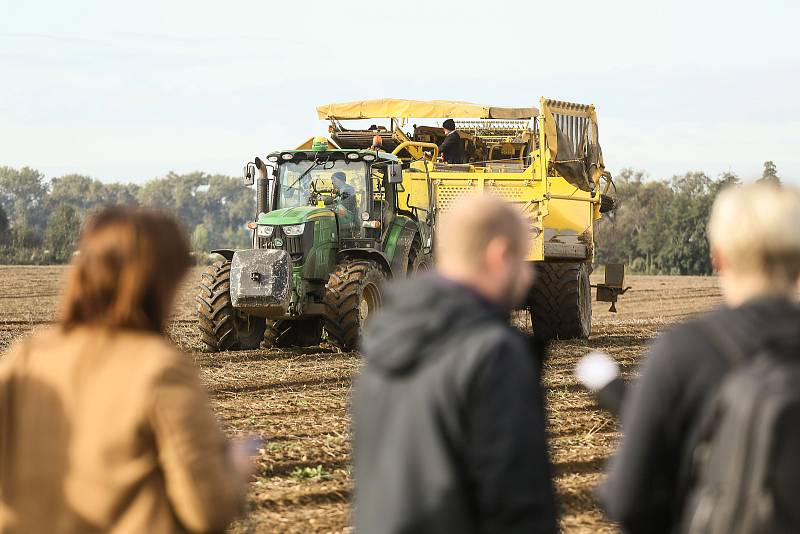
(316, 98, 627, 340)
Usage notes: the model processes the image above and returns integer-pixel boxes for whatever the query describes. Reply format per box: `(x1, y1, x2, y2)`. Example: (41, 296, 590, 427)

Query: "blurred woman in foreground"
(0, 208, 248, 533)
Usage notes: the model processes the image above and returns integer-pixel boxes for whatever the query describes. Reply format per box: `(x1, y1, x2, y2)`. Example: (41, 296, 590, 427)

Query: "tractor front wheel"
(527, 262, 592, 342)
(196, 260, 266, 352)
(324, 259, 386, 351)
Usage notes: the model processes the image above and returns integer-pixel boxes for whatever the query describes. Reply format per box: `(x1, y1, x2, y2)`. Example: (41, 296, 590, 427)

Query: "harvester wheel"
(324, 259, 386, 351)
(196, 260, 266, 352)
(412, 252, 433, 273)
(528, 262, 592, 342)
(263, 318, 323, 348)
(408, 236, 432, 274)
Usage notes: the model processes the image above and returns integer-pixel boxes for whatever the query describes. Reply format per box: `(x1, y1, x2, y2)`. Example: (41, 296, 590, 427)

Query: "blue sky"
(2, 0, 798, 184)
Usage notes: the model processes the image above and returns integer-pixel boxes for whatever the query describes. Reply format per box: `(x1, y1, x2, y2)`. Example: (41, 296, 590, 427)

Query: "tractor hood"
(257, 206, 332, 225)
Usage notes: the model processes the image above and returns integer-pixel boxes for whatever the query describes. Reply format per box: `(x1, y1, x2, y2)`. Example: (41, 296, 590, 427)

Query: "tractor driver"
(329, 172, 358, 233)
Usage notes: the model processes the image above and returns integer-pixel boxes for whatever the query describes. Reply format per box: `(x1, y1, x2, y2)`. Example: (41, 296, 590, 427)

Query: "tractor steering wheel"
(308, 179, 336, 206)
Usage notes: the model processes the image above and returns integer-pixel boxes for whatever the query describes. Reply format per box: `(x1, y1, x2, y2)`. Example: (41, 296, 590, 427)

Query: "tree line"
(0, 161, 783, 273)
(594, 161, 781, 275)
(0, 166, 254, 264)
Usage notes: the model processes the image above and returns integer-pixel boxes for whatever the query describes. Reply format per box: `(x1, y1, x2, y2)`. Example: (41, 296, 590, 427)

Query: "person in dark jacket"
(331, 171, 357, 215)
(353, 194, 558, 534)
(581, 183, 800, 533)
(439, 118, 466, 164)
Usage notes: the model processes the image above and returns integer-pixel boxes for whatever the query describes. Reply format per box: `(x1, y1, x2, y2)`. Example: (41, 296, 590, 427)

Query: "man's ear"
(485, 236, 510, 270)
(711, 246, 725, 274)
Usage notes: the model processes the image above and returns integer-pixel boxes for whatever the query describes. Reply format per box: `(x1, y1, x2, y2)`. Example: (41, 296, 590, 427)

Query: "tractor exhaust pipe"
(254, 157, 270, 215)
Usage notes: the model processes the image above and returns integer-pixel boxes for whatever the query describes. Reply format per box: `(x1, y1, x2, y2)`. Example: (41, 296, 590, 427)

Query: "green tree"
(44, 204, 82, 263)
(758, 160, 780, 185)
(0, 204, 8, 244)
(594, 169, 667, 271)
(594, 169, 738, 275)
(102, 182, 140, 206)
(0, 166, 48, 229)
(201, 174, 254, 249)
(48, 174, 111, 212)
(711, 171, 741, 196)
(137, 172, 253, 250)
(0, 165, 257, 263)
(137, 171, 206, 227)
(191, 223, 210, 253)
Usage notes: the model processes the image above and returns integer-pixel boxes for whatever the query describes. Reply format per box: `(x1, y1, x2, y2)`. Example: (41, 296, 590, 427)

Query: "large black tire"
(412, 252, 433, 273)
(407, 235, 432, 275)
(196, 260, 266, 352)
(528, 262, 592, 342)
(324, 260, 386, 351)
(407, 235, 421, 274)
(263, 318, 323, 348)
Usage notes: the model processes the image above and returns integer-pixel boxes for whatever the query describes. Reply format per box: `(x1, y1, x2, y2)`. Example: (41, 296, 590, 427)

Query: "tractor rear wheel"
(528, 262, 592, 342)
(324, 259, 386, 351)
(263, 318, 324, 348)
(196, 260, 266, 352)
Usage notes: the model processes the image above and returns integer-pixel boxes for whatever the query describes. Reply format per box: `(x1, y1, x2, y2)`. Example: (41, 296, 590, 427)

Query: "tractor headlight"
(282, 223, 306, 236)
(257, 225, 275, 237)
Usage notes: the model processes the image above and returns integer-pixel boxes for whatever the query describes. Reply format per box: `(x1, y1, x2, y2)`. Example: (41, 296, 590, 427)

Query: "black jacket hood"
(361, 273, 504, 375)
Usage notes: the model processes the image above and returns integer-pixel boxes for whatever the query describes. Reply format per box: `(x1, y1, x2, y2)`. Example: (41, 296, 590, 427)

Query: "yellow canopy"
(316, 98, 538, 120)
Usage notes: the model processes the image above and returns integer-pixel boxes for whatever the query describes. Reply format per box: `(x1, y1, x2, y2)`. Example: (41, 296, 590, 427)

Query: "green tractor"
(196, 139, 434, 352)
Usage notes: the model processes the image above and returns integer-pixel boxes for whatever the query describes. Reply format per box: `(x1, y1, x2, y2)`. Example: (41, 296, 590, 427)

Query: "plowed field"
(0, 266, 722, 533)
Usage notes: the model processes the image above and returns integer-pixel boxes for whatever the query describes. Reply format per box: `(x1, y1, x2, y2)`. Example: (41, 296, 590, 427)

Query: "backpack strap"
(673, 318, 749, 522)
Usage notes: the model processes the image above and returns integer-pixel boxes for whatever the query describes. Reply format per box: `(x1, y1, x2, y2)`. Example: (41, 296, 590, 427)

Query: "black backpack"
(679, 321, 800, 534)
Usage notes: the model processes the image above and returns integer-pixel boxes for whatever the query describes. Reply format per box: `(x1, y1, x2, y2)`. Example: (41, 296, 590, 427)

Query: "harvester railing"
(391, 141, 439, 161)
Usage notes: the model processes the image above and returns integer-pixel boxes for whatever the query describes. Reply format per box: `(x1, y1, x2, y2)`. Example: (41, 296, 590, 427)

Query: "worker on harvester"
(439, 118, 465, 164)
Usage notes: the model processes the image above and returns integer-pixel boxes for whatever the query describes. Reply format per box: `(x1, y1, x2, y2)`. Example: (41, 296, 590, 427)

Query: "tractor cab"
(262, 144, 404, 246)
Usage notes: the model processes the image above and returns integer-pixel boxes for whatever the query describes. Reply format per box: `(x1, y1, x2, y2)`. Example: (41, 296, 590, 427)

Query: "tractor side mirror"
(243, 162, 256, 186)
(387, 163, 403, 184)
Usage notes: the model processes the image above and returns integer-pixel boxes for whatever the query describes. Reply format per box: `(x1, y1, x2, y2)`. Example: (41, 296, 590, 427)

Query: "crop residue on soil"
(0, 266, 721, 533)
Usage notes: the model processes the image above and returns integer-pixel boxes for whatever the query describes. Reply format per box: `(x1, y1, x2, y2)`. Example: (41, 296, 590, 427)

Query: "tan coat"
(0, 327, 243, 534)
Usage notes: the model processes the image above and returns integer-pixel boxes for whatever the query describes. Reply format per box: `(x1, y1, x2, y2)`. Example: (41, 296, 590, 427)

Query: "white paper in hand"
(575, 351, 619, 392)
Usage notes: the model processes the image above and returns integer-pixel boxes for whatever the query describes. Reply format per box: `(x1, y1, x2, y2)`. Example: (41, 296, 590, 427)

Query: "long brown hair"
(60, 207, 191, 332)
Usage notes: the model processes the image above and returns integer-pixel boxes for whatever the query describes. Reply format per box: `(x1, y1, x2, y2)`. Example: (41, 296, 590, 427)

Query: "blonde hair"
(436, 194, 530, 270)
(708, 183, 800, 290)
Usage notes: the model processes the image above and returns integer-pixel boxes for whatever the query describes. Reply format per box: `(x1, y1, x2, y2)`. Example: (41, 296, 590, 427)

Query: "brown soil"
(0, 266, 722, 533)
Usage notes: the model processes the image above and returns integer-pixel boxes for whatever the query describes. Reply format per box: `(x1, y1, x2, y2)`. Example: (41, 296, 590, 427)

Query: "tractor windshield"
(276, 159, 368, 237)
